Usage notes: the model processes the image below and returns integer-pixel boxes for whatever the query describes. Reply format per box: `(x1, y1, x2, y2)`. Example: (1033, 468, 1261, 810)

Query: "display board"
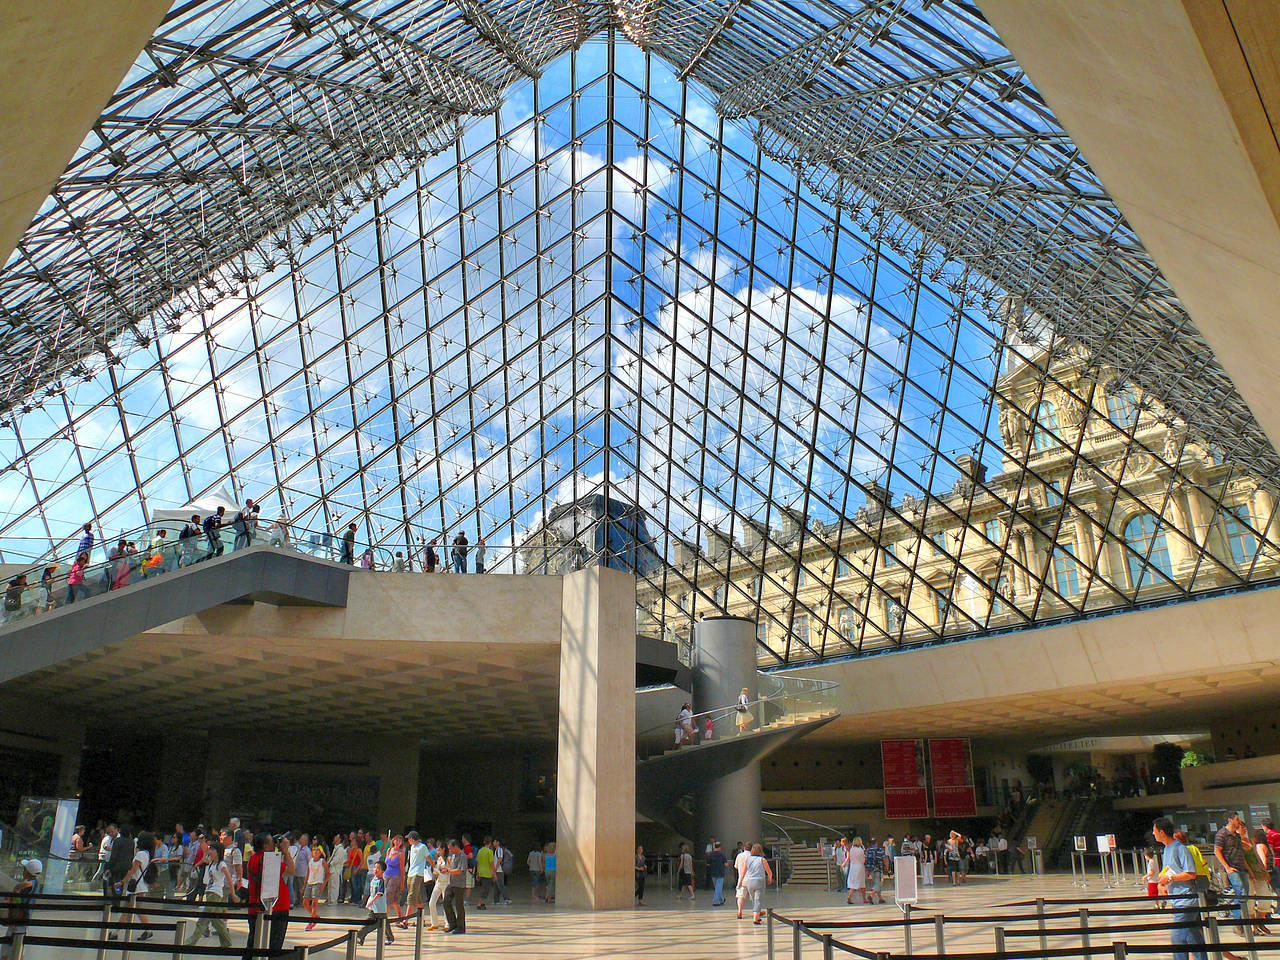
(893, 855, 918, 905)
(929, 738, 977, 817)
(881, 739, 929, 819)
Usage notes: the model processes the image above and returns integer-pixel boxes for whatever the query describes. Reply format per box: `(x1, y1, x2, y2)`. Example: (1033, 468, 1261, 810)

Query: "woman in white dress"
(735, 688, 754, 735)
(845, 837, 866, 904)
(328, 835, 346, 904)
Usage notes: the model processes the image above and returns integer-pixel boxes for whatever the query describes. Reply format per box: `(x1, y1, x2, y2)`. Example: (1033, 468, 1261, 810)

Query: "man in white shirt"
(733, 845, 752, 918)
(221, 830, 245, 892)
(996, 835, 1009, 872)
(94, 825, 116, 885)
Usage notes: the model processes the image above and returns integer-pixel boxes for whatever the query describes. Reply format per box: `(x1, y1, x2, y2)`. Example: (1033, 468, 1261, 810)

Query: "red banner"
(929, 738, 977, 817)
(881, 739, 928, 819)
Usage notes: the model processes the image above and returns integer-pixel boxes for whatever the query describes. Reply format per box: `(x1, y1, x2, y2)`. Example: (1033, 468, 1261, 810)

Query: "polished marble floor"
(23, 872, 1277, 959)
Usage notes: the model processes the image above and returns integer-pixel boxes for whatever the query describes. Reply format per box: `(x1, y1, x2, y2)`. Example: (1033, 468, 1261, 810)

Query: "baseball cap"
(20, 858, 42, 875)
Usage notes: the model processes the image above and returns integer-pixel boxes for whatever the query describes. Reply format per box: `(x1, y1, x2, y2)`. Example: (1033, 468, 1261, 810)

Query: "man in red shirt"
(242, 834, 291, 960)
(1263, 818, 1280, 914)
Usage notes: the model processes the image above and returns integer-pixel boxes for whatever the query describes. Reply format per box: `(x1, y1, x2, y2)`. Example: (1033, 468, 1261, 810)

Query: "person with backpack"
(203, 507, 226, 559)
(2, 574, 27, 624)
(231, 500, 258, 550)
(120, 831, 157, 941)
(178, 515, 202, 567)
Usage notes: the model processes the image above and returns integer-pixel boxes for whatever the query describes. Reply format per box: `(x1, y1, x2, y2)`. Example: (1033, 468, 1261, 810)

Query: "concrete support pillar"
(692, 616, 761, 851)
(555, 566, 636, 910)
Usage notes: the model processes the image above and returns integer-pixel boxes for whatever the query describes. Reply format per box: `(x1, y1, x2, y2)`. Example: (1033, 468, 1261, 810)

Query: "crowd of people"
(0, 503, 506, 623)
(58, 818, 555, 955)
(826, 829, 1030, 903)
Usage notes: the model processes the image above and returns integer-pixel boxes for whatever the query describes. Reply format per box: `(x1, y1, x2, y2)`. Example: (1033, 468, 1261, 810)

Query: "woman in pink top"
(66, 552, 89, 604)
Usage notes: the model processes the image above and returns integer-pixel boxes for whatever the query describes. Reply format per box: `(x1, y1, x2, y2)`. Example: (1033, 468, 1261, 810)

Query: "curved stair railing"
(636, 673, 838, 762)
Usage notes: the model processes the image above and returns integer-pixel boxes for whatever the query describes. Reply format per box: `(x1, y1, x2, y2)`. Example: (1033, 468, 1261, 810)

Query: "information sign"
(929, 738, 977, 817)
(881, 739, 929, 819)
(893, 855, 918, 905)
(1073, 836, 1087, 852)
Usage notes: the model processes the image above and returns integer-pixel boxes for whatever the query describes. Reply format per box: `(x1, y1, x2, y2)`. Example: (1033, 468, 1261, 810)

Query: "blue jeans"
(1171, 908, 1207, 960)
(351, 869, 367, 903)
(453, 555, 466, 573)
(712, 877, 724, 903)
(1226, 869, 1248, 922)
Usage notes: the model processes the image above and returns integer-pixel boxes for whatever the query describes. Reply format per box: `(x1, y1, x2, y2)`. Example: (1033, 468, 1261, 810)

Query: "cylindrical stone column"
(692, 616, 762, 852)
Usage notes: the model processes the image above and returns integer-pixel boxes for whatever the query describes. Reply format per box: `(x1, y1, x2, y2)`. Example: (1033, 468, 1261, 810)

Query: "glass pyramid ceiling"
(1, 1, 1278, 664)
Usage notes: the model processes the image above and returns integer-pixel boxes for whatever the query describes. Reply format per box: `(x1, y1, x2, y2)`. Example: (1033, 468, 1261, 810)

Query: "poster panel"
(929, 738, 977, 817)
(881, 739, 929, 819)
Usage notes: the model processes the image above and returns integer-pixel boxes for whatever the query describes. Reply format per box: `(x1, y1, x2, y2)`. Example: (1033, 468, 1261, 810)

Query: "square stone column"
(556, 566, 635, 909)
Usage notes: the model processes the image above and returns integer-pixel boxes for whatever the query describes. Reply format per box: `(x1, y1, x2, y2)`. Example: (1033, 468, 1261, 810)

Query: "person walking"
(348, 834, 366, 904)
(120, 831, 156, 941)
(528, 845, 545, 902)
(735, 688, 754, 735)
(1215, 812, 1249, 932)
(341, 523, 358, 565)
(186, 845, 237, 947)
(708, 840, 727, 905)
(442, 839, 467, 934)
(1153, 817, 1208, 960)
(677, 843, 695, 901)
(382, 835, 408, 927)
(635, 845, 647, 906)
(741, 844, 774, 924)
(427, 843, 448, 930)
(203, 507, 226, 558)
(543, 842, 556, 903)
(303, 845, 328, 930)
(846, 837, 866, 904)
(357, 860, 395, 946)
(231, 499, 257, 550)
(475, 836, 496, 909)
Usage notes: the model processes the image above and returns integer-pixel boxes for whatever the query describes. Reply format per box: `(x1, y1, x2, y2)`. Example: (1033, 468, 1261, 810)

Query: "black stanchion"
(344, 930, 357, 960)
(794, 917, 802, 960)
(767, 909, 775, 960)
(1207, 914, 1224, 960)
(903, 903, 912, 956)
(375, 917, 385, 960)
(1112, 942, 1127, 960)
(172, 919, 188, 960)
(414, 908, 424, 960)
(822, 932, 834, 960)
(994, 925, 1005, 959)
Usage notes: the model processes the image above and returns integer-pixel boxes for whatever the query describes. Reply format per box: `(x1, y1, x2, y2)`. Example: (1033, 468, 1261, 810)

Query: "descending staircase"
(1020, 797, 1064, 849)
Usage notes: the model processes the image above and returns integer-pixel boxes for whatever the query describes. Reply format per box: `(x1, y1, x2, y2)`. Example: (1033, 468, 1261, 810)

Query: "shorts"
(678, 871, 692, 888)
(385, 874, 403, 901)
(305, 882, 324, 900)
(407, 876, 426, 907)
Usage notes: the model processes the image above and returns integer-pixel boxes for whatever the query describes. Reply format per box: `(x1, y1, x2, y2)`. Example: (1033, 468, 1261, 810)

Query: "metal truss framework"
(0, 2, 1278, 666)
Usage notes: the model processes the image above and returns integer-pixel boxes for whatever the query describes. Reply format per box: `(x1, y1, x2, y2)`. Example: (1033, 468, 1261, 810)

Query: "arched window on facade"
(1032, 401, 1059, 450)
(1106, 387, 1140, 429)
(1123, 512, 1174, 589)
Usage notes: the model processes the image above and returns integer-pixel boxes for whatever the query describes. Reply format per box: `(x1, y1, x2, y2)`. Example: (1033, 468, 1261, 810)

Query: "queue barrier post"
(793, 917, 802, 960)
(344, 930, 358, 960)
(9, 931, 24, 960)
(96, 901, 112, 960)
(375, 917, 386, 960)
(822, 932, 834, 960)
(172, 919, 188, 960)
(766, 909, 774, 960)
(1243, 916, 1259, 960)
(1207, 914, 1224, 960)
(122, 894, 137, 960)
(1113, 942, 1127, 960)
(934, 915, 946, 955)
(1080, 907, 1091, 955)
(414, 908, 424, 960)
(903, 902, 912, 956)
(293, 947, 309, 960)
(994, 925, 1005, 959)
(1036, 897, 1048, 954)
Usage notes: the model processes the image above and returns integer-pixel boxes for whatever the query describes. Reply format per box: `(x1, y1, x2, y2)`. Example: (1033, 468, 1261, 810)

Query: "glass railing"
(0, 521, 587, 628)
(636, 673, 838, 760)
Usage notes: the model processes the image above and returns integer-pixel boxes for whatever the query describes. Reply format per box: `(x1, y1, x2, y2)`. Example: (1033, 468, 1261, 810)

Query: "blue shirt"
(1163, 840, 1197, 909)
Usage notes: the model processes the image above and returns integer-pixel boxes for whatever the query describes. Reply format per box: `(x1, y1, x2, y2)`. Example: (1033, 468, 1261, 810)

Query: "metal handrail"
(636, 674, 838, 759)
